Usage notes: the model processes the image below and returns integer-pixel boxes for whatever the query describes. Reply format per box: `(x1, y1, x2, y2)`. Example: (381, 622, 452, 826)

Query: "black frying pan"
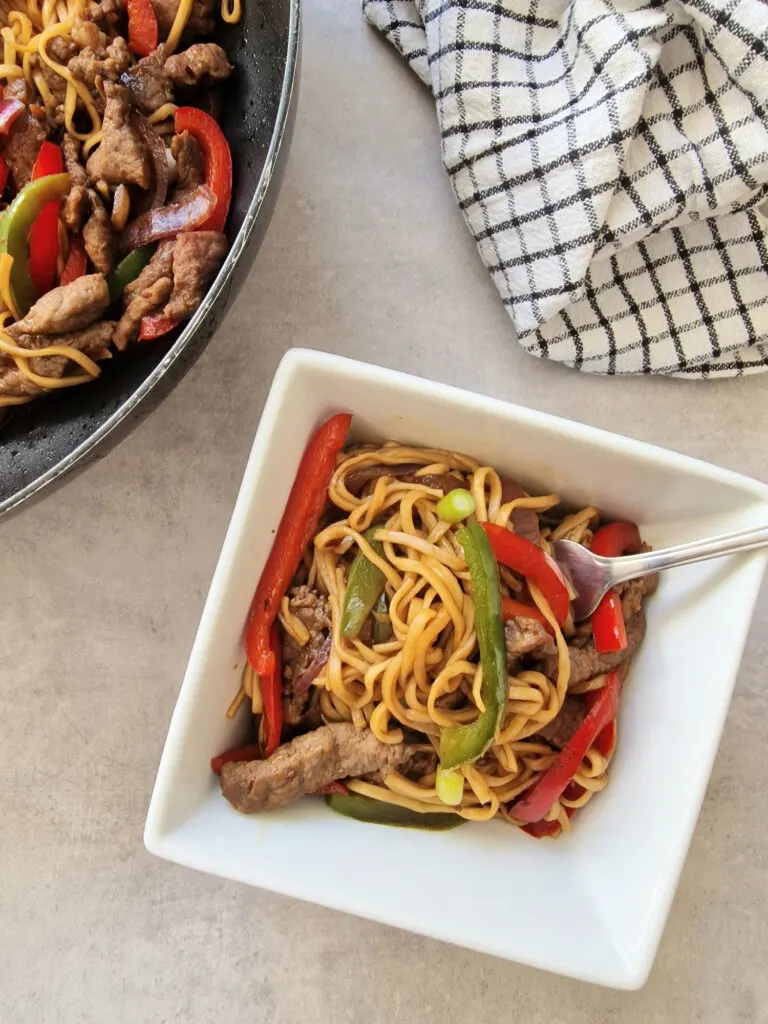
(0, 0, 300, 518)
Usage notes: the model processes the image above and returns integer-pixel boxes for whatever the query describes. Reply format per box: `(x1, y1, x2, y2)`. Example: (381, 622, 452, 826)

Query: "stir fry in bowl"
(0, 0, 238, 412)
(213, 414, 657, 838)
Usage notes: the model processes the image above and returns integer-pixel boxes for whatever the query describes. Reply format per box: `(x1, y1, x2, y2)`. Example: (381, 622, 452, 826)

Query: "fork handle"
(607, 523, 768, 588)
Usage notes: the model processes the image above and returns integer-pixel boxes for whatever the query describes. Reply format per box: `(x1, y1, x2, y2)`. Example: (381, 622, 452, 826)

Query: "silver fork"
(551, 524, 768, 621)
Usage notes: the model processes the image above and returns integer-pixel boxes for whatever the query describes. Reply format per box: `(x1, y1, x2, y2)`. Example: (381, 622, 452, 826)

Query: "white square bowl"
(145, 348, 768, 989)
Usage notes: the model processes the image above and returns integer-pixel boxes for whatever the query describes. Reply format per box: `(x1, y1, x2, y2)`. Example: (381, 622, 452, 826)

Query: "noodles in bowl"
(213, 413, 656, 838)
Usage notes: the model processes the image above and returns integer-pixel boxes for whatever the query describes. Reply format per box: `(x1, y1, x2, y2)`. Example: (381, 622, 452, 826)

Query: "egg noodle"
(229, 443, 617, 835)
(0, 0, 240, 409)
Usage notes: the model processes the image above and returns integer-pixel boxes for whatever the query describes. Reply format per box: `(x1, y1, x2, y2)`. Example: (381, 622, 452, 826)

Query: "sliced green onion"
(435, 767, 464, 806)
(436, 488, 476, 524)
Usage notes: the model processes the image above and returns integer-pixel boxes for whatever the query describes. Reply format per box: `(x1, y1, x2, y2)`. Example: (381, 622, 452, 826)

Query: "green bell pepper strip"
(371, 591, 390, 644)
(106, 243, 156, 302)
(325, 792, 465, 830)
(340, 527, 387, 639)
(0, 172, 70, 316)
(439, 521, 508, 770)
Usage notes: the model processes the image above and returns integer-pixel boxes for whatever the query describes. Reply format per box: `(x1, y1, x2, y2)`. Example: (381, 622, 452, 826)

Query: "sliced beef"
(151, 0, 216, 38)
(535, 696, 586, 749)
(505, 616, 556, 670)
(164, 43, 233, 87)
(282, 584, 332, 725)
(112, 239, 174, 348)
(86, 82, 150, 188)
(163, 230, 226, 320)
(120, 46, 174, 115)
(170, 130, 204, 192)
(618, 570, 658, 620)
(82, 189, 115, 273)
(113, 275, 172, 349)
(0, 322, 114, 398)
(220, 723, 416, 813)
(61, 135, 90, 232)
(68, 34, 131, 88)
(12, 275, 110, 335)
(62, 134, 87, 185)
(124, 238, 175, 300)
(547, 608, 647, 687)
(0, 81, 45, 190)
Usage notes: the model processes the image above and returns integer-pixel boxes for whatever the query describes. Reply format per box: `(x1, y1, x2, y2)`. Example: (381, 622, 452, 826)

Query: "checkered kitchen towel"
(363, 0, 768, 376)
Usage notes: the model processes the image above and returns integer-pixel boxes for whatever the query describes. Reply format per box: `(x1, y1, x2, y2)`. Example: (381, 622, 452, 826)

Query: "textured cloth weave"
(363, 0, 768, 376)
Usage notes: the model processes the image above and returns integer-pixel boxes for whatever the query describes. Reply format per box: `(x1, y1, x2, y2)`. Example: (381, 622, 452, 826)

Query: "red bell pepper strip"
(591, 522, 641, 558)
(481, 522, 570, 626)
(31, 140, 63, 179)
(0, 153, 8, 195)
(174, 107, 233, 233)
(210, 743, 261, 775)
(590, 590, 627, 653)
(315, 781, 349, 796)
(60, 234, 88, 285)
(590, 522, 641, 655)
(0, 99, 24, 135)
(138, 313, 180, 341)
(245, 412, 351, 677)
(512, 667, 623, 824)
(28, 142, 64, 297)
(261, 620, 283, 757)
(521, 811, 574, 839)
(126, 0, 158, 57)
(501, 596, 555, 635)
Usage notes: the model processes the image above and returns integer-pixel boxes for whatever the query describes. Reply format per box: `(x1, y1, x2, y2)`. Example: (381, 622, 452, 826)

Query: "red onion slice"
(0, 99, 24, 134)
(293, 635, 332, 695)
(118, 184, 216, 254)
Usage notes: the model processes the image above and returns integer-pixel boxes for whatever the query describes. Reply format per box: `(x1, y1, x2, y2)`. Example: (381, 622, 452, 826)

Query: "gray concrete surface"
(2, 1, 767, 1020)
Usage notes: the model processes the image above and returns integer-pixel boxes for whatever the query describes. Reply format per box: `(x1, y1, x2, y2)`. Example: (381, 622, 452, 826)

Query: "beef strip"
(12, 276, 110, 335)
(164, 43, 233, 87)
(112, 240, 174, 348)
(163, 231, 226, 320)
(86, 82, 150, 188)
(170, 130, 204, 191)
(505, 616, 556, 671)
(545, 608, 647, 687)
(220, 723, 416, 813)
(282, 584, 332, 725)
(618, 569, 658, 620)
(61, 135, 87, 185)
(0, 321, 114, 398)
(151, 0, 216, 37)
(113, 276, 172, 349)
(120, 46, 174, 115)
(125, 239, 175, 299)
(68, 34, 131, 88)
(535, 695, 586, 749)
(82, 189, 115, 273)
(1, 81, 45, 190)
(61, 135, 90, 231)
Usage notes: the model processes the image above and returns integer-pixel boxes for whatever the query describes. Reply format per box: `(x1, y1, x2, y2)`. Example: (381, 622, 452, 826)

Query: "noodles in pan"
(215, 416, 656, 839)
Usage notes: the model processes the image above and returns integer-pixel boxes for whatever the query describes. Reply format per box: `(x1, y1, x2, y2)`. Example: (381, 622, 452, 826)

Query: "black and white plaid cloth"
(363, 0, 768, 376)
